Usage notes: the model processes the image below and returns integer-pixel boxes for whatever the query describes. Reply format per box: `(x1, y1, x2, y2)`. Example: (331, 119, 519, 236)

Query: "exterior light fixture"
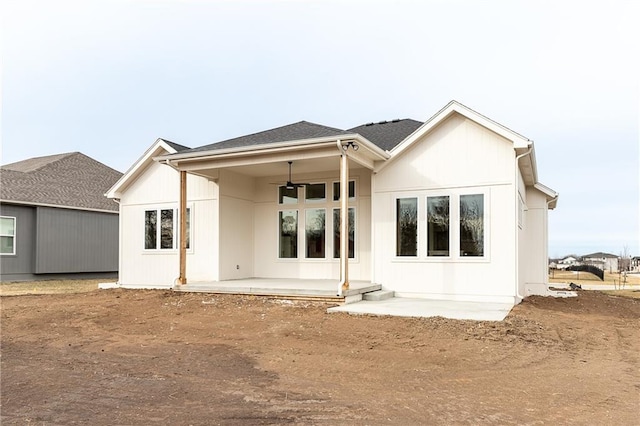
(342, 141, 359, 151)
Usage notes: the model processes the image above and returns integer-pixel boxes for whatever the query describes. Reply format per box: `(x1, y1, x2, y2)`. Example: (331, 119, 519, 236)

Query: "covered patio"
(155, 127, 390, 296)
(174, 278, 381, 303)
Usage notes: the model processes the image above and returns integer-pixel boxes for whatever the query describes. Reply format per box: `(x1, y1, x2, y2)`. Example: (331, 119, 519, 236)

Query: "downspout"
(336, 140, 350, 296)
(544, 197, 555, 291)
(515, 147, 532, 301)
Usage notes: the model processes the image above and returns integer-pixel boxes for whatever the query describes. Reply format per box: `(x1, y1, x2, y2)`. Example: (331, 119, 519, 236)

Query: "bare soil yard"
(1, 288, 639, 425)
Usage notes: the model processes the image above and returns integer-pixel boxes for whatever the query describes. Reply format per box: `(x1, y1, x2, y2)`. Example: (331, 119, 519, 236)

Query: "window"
(333, 208, 355, 258)
(305, 209, 326, 258)
(279, 186, 298, 204)
(279, 210, 298, 258)
(396, 198, 418, 256)
(144, 208, 190, 250)
(332, 181, 355, 201)
(460, 194, 484, 256)
(427, 196, 450, 256)
(305, 183, 326, 202)
(0, 216, 16, 255)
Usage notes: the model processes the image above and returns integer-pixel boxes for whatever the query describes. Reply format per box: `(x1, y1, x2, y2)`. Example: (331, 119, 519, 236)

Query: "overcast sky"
(2, 0, 638, 257)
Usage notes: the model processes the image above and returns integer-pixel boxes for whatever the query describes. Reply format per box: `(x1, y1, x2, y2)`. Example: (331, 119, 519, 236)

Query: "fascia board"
(105, 139, 177, 199)
(533, 182, 559, 209)
(155, 134, 389, 167)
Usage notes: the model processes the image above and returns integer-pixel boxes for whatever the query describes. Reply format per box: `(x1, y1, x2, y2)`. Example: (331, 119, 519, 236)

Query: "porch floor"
(174, 278, 380, 300)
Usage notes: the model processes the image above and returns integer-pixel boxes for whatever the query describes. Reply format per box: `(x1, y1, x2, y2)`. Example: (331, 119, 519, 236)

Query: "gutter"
(515, 146, 532, 301)
(154, 134, 389, 165)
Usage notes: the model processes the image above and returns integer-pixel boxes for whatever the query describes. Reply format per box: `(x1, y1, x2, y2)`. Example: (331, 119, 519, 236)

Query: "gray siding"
(0, 204, 37, 277)
(35, 207, 119, 274)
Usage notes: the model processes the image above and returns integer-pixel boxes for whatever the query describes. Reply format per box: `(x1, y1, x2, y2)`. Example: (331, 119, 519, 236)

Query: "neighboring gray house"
(582, 252, 619, 273)
(0, 152, 122, 281)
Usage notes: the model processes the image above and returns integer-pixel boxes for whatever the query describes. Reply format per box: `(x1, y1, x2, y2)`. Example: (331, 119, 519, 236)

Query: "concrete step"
(363, 290, 394, 301)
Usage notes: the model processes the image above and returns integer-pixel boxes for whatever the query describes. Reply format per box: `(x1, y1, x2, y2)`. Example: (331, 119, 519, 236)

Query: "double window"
(278, 181, 355, 259)
(144, 207, 191, 251)
(396, 193, 485, 258)
(0, 216, 16, 255)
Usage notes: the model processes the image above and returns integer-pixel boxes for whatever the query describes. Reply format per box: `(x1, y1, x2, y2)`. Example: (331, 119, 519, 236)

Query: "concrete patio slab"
(327, 297, 514, 321)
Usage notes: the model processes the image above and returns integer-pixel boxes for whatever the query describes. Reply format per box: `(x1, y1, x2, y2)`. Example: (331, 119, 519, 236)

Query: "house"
(556, 255, 580, 269)
(106, 101, 558, 305)
(582, 252, 619, 273)
(1, 152, 122, 281)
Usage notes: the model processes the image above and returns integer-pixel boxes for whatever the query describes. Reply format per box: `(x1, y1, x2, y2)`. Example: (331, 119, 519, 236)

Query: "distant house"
(582, 252, 619, 273)
(0, 152, 122, 281)
(107, 101, 558, 306)
(555, 255, 580, 269)
(631, 256, 640, 272)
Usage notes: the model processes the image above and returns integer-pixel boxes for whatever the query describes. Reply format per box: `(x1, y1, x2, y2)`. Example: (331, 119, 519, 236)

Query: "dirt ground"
(1, 289, 639, 425)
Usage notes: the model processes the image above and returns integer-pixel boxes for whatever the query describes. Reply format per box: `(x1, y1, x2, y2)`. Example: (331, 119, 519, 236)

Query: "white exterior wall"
(372, 114, 518, 303)
(523, 188, 550, 295)
(253, 167, 372, 280)
(118, 161, 218, 285)
(218, 169, 255, 280)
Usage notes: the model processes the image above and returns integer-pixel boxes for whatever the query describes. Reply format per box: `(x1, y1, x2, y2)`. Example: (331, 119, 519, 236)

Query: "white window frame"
(332, 207, 356, 260)
(391, 189, 490, 262)
(426, 194, 451, 258)
(332, 180, 356, 202)
(305, 182, 327, 203)
(143, 205, 193, 253)
(304, 207, 327, 259)
(278, 209, 299, 260)
(0, 216, 16, 256)
(394, 195, 420, 258)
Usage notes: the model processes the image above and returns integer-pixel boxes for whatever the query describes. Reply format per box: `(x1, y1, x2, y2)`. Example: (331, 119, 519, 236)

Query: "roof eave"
(1, 199, 119, 214)
(155, 134, 389, 165)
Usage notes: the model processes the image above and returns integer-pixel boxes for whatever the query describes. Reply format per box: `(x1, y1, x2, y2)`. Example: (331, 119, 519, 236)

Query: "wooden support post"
(178, 170, 187, 285)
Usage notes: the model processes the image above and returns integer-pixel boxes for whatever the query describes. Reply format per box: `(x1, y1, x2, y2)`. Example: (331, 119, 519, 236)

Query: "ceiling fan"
(271, 161, 309, 190)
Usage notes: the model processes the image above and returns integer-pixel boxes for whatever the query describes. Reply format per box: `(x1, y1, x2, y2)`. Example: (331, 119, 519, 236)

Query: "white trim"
(0, 216, 16, 256)
(331, 206, 356, 260)
(391, 189, 491, 262)
(142, 204, 193, 253)
(304, 182, 327, 203)
(156, 134, 389, 163)
(304, 207, 327, 259)
(331, 179, 356, 202)
(533, 182, 559, 209)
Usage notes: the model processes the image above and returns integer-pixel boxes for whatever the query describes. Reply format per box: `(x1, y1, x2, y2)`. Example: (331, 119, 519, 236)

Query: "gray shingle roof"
(582, 252, 619, 259)
(348, 119, 423, 151)
(1, 152, 122, 212)
(161, 139, 191, 152)
(184, 121, 351, 153)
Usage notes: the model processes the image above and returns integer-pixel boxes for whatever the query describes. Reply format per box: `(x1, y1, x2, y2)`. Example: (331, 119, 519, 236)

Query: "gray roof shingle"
(1, 152, 122, 212)
(184, 121, 351, 153)
(348, 119, 423, 151)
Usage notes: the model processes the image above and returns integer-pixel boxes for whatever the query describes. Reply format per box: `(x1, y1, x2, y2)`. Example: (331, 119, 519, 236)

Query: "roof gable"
(1, 152, 122, 212)
(106, 138, 185, 199)
(389, 101, 532, 159)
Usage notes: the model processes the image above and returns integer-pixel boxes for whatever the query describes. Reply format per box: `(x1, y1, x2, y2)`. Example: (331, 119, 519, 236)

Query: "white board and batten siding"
(118, 160, 218, 285)
(372, 114, 519, 303)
